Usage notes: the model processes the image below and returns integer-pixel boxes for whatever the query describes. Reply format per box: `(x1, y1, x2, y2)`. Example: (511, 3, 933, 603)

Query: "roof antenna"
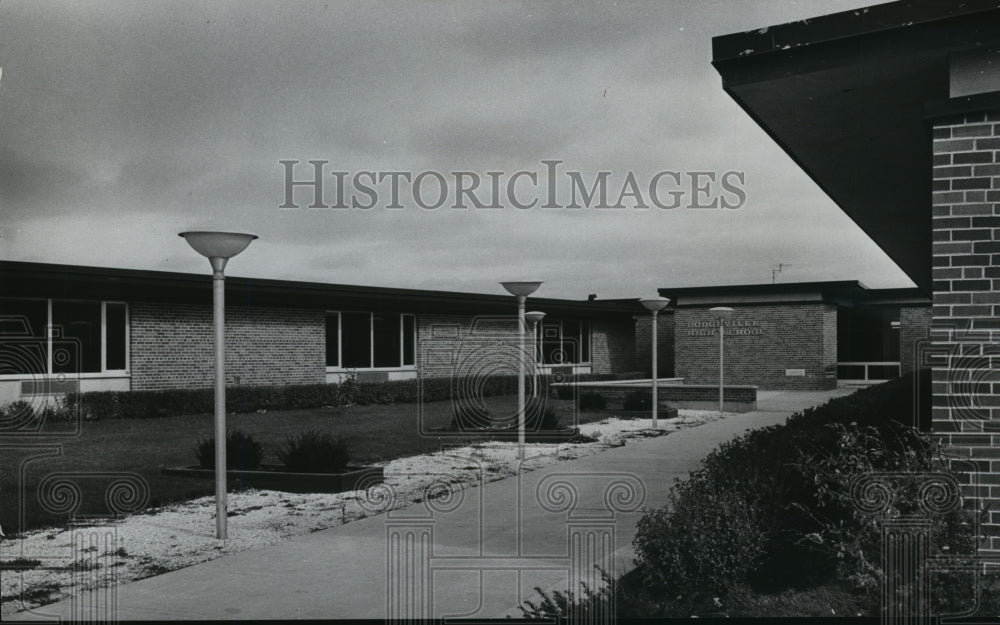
(771, 263, 791, 283)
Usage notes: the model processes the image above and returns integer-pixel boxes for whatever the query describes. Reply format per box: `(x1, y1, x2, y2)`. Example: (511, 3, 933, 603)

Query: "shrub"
(634, 481, 767, 595)
(277, 430, 351, 473)
(53, 371, 647, 421)
(630, 370, 992, 616)
(450, 398, 492, 430)
(622, 391, 651, 411)
(578, 392, 607, 411)
(194, 429, 264, 470)
(525, 397, 561, 430)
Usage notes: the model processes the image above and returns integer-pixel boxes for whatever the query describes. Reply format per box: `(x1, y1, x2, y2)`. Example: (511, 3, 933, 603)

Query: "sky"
(0, 0, 911, 300)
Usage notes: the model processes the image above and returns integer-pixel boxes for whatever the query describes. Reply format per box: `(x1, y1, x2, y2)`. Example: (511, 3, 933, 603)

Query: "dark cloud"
(0, 0, 910, 298)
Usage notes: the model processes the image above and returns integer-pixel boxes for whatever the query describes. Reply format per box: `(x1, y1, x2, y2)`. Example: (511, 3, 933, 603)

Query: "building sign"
(683, 319, 764, 337)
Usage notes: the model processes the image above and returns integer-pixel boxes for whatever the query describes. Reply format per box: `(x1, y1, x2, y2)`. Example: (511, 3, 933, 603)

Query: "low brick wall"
(552, 382, 757, 413)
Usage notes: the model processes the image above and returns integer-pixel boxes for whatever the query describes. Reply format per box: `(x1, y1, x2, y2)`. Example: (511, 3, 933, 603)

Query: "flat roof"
(658, 279, 929, 308)
(0, 261, 643, 319)
(712, 0, 1000, 293)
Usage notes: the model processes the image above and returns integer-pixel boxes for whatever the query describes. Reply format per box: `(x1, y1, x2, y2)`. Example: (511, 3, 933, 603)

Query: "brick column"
(931, 109, 1000, 554)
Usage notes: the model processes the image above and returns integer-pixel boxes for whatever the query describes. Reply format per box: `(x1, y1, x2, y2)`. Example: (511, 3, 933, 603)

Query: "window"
(537, 319, 591, 365)
(0, 298, 47, 375)
(105, 303, 128, 371)
(0, 298, 128, 375)
(325, 313, 340, 367)
(341, 312, 371, 368)
(326, 311, 416, 369)
(52, 300, 101, 373)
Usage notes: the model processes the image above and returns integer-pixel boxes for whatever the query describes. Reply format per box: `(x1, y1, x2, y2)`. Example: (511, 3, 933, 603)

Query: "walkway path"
(17, 388, 855, 621)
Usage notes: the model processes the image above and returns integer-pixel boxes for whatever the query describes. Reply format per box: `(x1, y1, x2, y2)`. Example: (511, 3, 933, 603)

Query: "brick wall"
(931, 110, 1000, 554)
(130, 302, 325, 390)
(415, 314, 520, 380)
(591, 319, 636, 375)
(900, 305, 933, 374)
(674, 303, 837, 390)
(131, 304, 638, 392)
(635, 313, 675, 377)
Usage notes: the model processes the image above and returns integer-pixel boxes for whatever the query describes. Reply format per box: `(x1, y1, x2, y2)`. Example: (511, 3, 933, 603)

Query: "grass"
(1, 394, 606, 534)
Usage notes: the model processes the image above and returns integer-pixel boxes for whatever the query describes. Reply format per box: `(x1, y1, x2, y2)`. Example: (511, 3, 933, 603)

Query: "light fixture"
(640, 297, 670, 428)
(709, 306, 735, 416)
(179, 231, 257, 540)
(500, 281, 543, 460)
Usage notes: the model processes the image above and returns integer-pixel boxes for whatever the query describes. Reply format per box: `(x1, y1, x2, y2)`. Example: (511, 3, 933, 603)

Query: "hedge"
(630, 369, 991, 616)
(44, 371, 643, 421)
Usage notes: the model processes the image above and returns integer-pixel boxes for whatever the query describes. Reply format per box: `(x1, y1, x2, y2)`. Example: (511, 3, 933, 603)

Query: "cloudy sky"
(0, 0, 909, 300)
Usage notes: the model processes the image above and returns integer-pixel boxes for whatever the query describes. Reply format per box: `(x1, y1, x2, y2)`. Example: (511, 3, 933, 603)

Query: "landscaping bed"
(425, 425, 581, 443)
(1, 409, 723, 617)
(520, 370, 1000, 619)
(161, 465, 383, 494)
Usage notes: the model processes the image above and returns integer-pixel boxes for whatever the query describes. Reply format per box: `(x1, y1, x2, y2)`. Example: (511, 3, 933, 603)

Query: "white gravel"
(1, 410, 722, 616)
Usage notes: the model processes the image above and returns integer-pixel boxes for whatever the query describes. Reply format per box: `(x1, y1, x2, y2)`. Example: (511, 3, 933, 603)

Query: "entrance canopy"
(712, 1, 1000, 293)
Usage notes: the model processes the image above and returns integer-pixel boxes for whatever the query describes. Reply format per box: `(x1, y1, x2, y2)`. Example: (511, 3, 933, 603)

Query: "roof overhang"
(712, 0, 1000, 294)
(659, 279, 929, 308)
(0, 261, 644, 320)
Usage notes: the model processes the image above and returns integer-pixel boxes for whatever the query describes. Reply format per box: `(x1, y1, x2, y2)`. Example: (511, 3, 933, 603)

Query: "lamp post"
(709, 307, 734, 416)
(500, 281, 543, 460)
(525, 311, 546, 399)
(179, 231, 257, 540)
(640, 297, 670, 428)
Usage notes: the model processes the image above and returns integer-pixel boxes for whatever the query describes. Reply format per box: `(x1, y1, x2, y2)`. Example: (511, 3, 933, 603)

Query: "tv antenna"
(771, 263, 791, 283)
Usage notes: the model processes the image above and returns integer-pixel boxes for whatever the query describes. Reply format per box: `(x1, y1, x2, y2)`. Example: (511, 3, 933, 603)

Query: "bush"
(629, 370, 992, 616)
(525, 397, 561, 430)
(578, 392, 607, 411)
(52, 371, 648, 421)
(277, 430, 351, 473)
(622, 391, 651, 411)
(194, 429, 264, 470)
(450, 398, 492, 430)
(634, 476, 767, 596)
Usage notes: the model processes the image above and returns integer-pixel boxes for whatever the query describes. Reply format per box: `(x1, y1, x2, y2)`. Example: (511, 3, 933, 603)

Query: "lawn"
(1, 394, 603, 534)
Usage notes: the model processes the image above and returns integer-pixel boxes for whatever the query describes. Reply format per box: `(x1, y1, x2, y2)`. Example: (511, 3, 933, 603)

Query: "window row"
(325, 312, 416, 369)
(0, 298, 128, 375)
(324, 313, 592, 370)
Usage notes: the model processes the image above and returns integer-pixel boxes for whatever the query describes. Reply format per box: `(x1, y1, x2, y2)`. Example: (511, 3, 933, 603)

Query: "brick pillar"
(931, 110, 1000, 554)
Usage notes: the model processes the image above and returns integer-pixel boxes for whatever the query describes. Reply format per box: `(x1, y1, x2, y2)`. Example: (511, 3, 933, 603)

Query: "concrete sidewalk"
(17, 388, 855, 621)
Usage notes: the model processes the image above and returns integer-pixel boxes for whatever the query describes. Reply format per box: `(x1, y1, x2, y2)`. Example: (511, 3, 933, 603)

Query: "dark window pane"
(541, 322, 562, 365)
(52, 300, 101, 374)
(580, 321, 591, 362)
(341, 313, 371, 368)
(325, 313, 339, 367)
(373, 313, 401, 367)
(106, 303, 127, 371)
(402, 315, 415, 366)
(0, 298, 48, 374)
(562, 320, 580, 364)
